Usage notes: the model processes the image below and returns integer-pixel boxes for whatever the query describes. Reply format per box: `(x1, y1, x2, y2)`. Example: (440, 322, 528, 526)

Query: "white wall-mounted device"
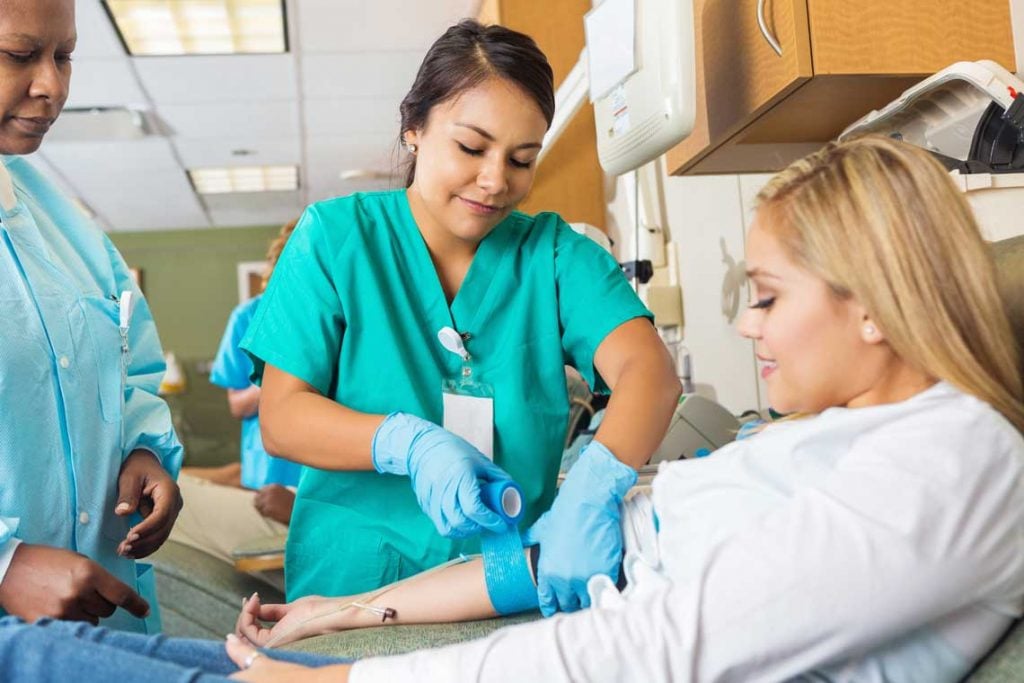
(586, 0, 697, 176)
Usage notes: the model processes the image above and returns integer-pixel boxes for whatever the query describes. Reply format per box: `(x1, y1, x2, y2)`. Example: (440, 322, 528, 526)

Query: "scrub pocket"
(79, 295, 125, 424)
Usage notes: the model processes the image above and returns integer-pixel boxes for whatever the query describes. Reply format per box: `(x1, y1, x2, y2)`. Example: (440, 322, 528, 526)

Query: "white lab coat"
(351, 382, 1024, 682)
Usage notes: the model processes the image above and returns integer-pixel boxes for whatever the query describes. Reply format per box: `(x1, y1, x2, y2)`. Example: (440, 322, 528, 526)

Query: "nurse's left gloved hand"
(524, 440, 636, 616)
(372, 412, 513, 538)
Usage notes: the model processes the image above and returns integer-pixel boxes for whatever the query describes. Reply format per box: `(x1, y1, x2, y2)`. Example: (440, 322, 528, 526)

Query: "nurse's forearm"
(593, 322, 681, 469)
(259, 364, 382, 470)
(596, 364, 679, 468)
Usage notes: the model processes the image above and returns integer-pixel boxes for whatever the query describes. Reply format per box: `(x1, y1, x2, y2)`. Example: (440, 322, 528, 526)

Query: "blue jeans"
(0, 617, 346, 682)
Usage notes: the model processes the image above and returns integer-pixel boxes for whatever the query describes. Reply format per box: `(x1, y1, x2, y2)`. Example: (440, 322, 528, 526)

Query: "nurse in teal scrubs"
(242, 20, 681, 614)
(0, 0, 182, 632)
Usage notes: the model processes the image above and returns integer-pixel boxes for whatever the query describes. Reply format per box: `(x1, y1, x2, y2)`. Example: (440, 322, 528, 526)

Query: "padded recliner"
(967, 234, 1024, 682)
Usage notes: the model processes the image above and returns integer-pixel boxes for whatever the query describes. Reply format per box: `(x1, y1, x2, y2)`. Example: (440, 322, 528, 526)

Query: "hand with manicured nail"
(114, 449, 182, 558)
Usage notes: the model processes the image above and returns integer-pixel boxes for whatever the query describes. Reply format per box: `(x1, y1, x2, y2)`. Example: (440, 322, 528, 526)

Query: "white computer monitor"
(585, 0, 696, 176)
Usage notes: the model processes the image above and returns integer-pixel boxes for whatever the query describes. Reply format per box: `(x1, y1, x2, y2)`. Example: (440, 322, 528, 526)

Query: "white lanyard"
(438, 326, 495, 460)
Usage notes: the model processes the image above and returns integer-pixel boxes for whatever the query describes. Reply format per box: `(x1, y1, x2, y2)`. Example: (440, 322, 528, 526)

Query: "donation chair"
(966, 234, 1024, 682)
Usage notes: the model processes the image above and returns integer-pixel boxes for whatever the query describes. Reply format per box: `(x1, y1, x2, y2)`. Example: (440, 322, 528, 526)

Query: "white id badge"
(442, 377, 495, 460)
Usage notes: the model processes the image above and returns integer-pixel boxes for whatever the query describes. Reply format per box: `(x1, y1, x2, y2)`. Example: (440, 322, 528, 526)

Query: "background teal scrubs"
(242, 190, 650, 598)
(210, 295, 302, 489)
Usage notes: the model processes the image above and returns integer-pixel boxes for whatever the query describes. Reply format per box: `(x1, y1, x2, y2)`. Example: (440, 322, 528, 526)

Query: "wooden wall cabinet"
(666, 0, 1016, 175)
(478, 0, 606, 229)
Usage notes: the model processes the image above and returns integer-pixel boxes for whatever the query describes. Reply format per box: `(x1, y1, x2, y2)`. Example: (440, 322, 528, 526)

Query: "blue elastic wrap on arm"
(479, 480, 538, 614)
(482, 529, 540, 615)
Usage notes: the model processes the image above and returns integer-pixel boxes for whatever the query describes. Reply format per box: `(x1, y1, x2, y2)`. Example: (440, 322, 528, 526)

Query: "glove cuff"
(575, 440, 638, 501)
(371, 412, 428, 475)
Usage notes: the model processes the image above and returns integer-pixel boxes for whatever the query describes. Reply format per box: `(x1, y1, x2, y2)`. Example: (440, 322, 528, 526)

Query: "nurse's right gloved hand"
(372, 412, 512, 538)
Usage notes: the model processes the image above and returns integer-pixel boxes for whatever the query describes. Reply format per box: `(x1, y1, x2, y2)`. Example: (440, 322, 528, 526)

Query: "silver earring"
(864, 324, 876, 336)
(407, 143, 417, 155)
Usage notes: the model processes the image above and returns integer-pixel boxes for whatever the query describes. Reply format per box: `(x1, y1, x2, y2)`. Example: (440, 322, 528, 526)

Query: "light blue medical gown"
(0, 155, 183, 632)
(209, 296, 301, 489)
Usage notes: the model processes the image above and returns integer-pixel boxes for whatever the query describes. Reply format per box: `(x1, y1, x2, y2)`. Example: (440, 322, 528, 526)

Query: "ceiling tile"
(301, 51, 421, 100)
(65, 58, 148, 108)
(135, 54, 297, 104)
(305, 177, 398, 206)
(174, 137, 301, 169)
(74, 170, 210, 231)
(303, 97, 400, 136)
(203, 190, 304, 228)
(295, 0, 477, 53)
(159, 101, 300, 139)
(305, 133, 398, 180)
(39, 137, 183, 173)
(304, 134, 401, 202)
(73, 1, 129, 59)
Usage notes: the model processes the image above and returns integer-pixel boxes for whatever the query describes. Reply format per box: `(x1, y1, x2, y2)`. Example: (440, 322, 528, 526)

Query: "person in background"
(0, 0, 182, 633)
(171, 221, 302, 587)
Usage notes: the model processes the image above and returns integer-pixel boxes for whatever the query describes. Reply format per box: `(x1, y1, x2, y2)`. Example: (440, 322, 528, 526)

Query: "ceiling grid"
(32, 0, 476, 232)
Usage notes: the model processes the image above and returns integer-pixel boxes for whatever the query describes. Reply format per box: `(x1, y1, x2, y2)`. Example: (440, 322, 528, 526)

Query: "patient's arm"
(236, 551, 532, 648)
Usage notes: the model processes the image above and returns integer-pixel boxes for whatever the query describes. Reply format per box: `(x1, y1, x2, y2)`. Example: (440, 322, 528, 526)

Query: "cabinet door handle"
(757, 0, 783, 56)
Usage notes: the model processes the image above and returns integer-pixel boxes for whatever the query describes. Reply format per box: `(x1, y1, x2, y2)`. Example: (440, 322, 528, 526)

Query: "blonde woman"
(2, 137, 1022, 683)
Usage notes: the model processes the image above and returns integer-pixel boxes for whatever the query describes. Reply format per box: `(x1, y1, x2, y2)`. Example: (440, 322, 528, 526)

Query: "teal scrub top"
(242, 190, 650, 598)
(210, 296, 302, 489)
(0, 156, 182, 632)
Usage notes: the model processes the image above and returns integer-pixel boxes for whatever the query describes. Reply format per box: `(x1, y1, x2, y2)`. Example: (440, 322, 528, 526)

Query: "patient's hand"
(236, 592, 346, 647)
(226, 633, 352, 682)
(253, 484, 295, 525)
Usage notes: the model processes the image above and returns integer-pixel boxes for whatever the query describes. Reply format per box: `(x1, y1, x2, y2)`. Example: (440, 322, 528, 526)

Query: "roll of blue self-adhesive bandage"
(480, 480, 524, 525)
(480, 479, 538, 615)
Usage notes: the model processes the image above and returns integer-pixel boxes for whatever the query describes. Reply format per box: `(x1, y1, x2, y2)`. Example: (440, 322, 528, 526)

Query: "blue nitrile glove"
(372, 412, 513, 538)
(524, 440, 637, 616)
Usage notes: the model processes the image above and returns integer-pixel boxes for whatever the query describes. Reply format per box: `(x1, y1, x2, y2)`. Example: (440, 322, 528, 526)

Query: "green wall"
(110, 225, 281, 467)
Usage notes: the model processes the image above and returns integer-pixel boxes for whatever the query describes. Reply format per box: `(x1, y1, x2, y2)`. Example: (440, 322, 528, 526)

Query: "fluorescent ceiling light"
(103, 0, 287, 56)
(189, 165, 298, 194)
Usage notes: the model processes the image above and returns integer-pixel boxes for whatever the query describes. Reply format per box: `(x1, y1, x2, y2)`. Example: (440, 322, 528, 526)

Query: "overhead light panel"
(103, 0, 287, 56)
(189, 165, 298, 194)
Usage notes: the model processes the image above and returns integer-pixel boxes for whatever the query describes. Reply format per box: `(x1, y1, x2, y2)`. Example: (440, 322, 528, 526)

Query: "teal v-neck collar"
(395, 190, 518, 336)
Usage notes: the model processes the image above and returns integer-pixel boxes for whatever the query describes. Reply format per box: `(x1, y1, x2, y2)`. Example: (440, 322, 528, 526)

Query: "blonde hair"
(755, 135, 1024, 433)
(261, 218, 299, 289)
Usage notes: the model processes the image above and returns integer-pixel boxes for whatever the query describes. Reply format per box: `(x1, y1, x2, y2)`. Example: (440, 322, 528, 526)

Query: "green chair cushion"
(150, 540, 285, 640)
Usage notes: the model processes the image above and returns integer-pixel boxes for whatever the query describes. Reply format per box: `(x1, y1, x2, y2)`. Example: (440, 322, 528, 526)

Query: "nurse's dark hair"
(398, 19, 555, 187)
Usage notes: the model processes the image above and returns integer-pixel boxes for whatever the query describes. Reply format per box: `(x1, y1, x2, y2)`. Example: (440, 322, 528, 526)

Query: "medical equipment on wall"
(540, 0, 698, 393)
(585, 0, 697, 175)
(840, 61, 1024, 171)
(648, 393, 740, 464)
(840, 60, 1024, 244)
